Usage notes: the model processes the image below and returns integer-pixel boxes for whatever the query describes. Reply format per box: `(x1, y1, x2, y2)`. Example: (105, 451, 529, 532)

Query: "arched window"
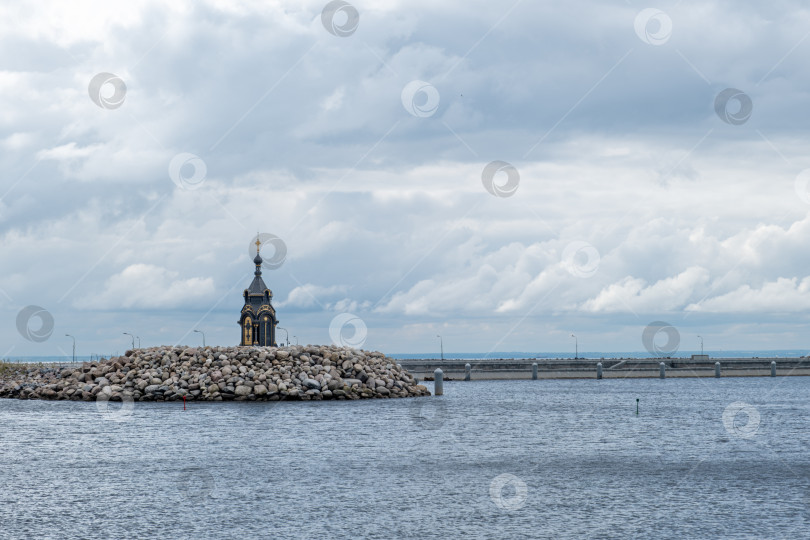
(244, 317, 252, 344)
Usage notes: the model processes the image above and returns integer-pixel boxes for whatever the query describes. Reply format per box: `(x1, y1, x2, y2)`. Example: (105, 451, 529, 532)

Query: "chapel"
(239, 238, 278, 346)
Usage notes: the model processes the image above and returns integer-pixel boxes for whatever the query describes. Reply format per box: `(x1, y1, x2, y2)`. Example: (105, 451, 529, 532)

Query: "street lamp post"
(136, 336, 141, 349)
(437, 335, 444, 361)
(277, 327, 289, 346)
(698, 335, 703, 356)
(123, 332, 134, 350)
(293, 335, 298, 345)
(65, 334, 76, 363)
(571, 333, 578, 359)
(193, 329, 206, 347)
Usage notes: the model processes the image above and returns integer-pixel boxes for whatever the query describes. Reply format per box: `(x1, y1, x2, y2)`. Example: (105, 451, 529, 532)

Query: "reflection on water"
(1, 377, 808, 538)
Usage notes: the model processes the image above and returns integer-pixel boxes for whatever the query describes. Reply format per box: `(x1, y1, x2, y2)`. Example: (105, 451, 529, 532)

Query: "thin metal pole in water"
(596, 362, 603, 380)
(771, 361, 776, 377)
(636, 398, 639, 415)
(464, 363, 471, 381)
(434, 368, 444, 396)
(532, 362, 538, 380)
(715, 362, 721, 378)
(659, 362, 666, 379)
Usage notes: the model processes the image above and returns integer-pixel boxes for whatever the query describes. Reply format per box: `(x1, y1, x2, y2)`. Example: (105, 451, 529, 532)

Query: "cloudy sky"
(3, 0, 810, 357)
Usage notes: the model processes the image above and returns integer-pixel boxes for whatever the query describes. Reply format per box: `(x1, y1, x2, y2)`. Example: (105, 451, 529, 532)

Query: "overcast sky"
(3, 0, 810, 357)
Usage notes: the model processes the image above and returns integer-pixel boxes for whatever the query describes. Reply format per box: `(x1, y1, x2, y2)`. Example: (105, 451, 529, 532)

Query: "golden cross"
(255, 236, 261, 253)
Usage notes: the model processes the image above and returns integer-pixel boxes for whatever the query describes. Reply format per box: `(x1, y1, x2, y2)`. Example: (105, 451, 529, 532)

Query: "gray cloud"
(2, 0, 810, 355)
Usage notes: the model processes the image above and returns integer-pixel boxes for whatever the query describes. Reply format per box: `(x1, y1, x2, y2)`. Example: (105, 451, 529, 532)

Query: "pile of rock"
(0, 345, 430, 402)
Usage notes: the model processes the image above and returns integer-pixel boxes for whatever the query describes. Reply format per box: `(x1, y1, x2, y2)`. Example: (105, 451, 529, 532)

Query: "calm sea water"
(1, 377, 808, 539)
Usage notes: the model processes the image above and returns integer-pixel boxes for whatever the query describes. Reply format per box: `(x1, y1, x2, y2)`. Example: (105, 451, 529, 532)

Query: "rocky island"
(0, 345, 430, 402)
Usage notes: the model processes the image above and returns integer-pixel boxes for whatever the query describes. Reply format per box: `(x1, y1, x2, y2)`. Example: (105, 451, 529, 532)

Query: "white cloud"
(320, 86, 346, 112)
(278, 283, 348, 308)
(76, 264, 215, 310)
(37, 142, 98, 160)
(686, 277, 810, 313)
(583, 267, 711, 313)
(0, 0, 162, 46)
(1, 132, 35, 150)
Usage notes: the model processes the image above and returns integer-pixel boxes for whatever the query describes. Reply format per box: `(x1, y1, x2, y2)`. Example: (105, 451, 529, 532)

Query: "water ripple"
(1, 378, 809, 538)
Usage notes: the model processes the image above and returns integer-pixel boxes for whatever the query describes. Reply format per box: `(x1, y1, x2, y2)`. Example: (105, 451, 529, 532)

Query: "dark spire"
(247, 235, 270, 295)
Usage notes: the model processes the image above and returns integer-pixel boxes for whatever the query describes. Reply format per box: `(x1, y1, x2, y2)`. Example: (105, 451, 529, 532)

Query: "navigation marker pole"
(636, 398, 639, 415)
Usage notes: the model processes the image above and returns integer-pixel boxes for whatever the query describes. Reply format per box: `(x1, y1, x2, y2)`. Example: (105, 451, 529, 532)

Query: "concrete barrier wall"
(400, 357, 810, 380)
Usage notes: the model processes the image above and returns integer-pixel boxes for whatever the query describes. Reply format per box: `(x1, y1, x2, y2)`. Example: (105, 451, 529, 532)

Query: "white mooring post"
(771, 361, 776, 377)
(659, 362, 666, 379)
(464, 363, 471, 382)
(532, 362, 538, 380)
(434, 368, 444, 396)
(715, 362, 721, 378)
(597, 362, 603, 380)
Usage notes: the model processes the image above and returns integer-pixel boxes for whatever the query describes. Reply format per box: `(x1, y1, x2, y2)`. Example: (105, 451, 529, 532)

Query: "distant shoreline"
(390, 350, 810, 360)
(5, 349, 810, 364)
